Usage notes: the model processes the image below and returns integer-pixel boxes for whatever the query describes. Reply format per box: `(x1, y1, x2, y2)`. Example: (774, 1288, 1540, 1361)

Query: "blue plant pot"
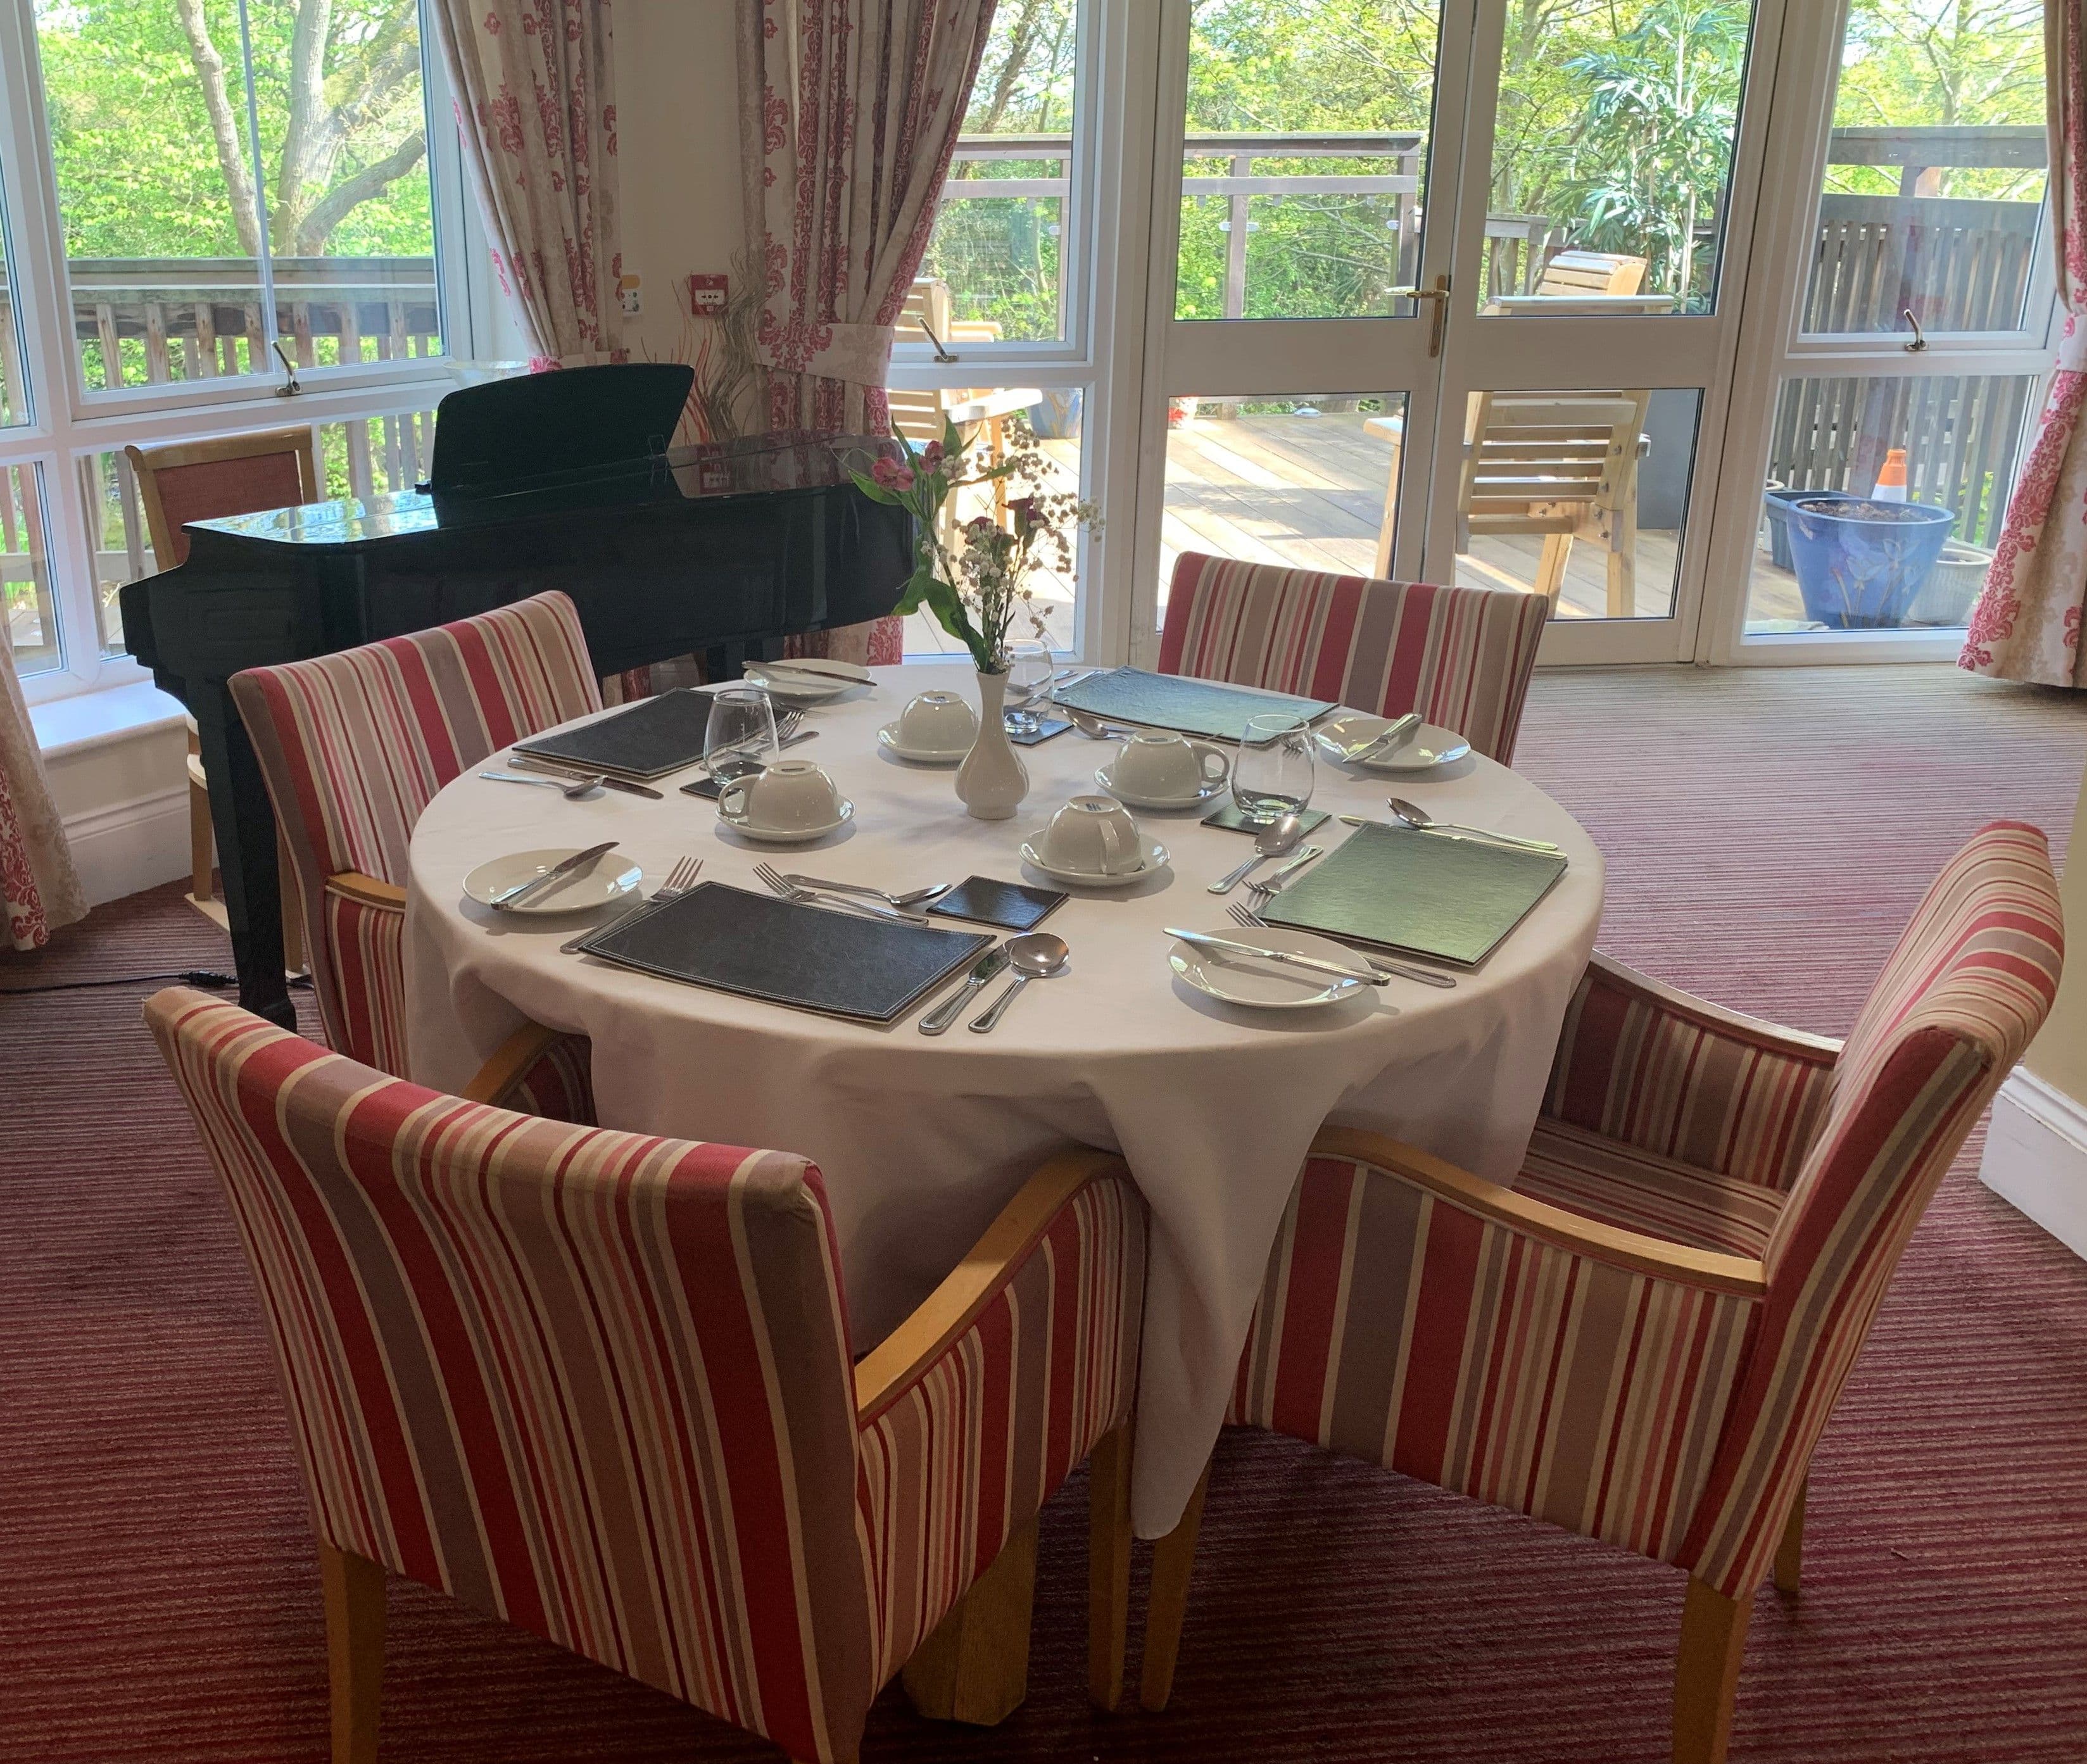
(1028, 388, 1082, 440)
(1770, 490, 1955, 629)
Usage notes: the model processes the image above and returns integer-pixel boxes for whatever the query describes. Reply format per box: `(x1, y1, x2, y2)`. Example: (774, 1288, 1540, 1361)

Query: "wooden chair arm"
(855, 1146, 1135, 1421)
(1587, 950, 1841, 1062)
(460, 1019, 570, 1106)
(1310, 1125, 1769, 1301)
(325, 871, 407, 911)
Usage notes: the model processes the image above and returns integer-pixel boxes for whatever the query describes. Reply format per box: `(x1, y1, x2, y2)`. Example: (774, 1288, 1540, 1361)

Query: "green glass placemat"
(1054, 667, 1334, 742)
(1261, 822, 1567, 967)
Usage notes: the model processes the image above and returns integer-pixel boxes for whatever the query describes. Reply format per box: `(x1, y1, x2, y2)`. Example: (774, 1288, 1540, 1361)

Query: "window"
(0, 0, 470, 689)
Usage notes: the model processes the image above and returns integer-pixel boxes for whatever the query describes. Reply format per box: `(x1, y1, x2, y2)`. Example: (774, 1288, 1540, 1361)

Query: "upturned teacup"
(1040, 794, 1143, 876)
(718, 760, 845, 833)
(895, 690, 978, 754)
(1111, 728, 1229, 799)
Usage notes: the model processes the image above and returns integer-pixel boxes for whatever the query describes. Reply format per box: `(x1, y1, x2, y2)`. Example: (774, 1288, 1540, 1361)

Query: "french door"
(1119, 0, 1794, 667)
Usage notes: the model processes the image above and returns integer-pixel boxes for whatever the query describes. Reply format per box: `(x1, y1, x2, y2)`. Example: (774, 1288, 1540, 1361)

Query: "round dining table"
(405, 662, 1605, 1536)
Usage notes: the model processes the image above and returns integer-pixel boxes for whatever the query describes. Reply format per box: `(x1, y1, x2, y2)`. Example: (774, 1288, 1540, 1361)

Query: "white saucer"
(718, 798, 855, 843)
(1170, 926, 1373, 1009)
(744, 664, 856, 705)
(878, 724, 969, 765)
(463, 847, 644, 915)
(1094, 763, 1225, 810)
(1018, 831, 1171, 888)
(1316, 714, 1471, 772)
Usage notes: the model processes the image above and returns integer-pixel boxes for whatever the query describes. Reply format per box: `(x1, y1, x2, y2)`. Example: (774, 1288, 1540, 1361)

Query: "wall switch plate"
(690, 274, 729, 311)
(617, 274, 641, 317)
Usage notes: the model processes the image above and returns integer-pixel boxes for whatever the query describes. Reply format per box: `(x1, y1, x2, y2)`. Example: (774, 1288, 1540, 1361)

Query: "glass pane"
(79, 451, 156, 658)
(3, 462, 60, 676)
(1158, 392, 1409, 629)
(1484, 2, 1756, 316)
(919, 0, 1079, 344)
(893, 386, 1087, 657)
(32, 0, 441, 390)
(0, 151, 26, 426)
(1806, 1, 2047, 337)
(316, 403, 440, 502)
(1454, 387, 1701, 621)
(1174, 4, 1444, 321)
(1746, 370, 2038, 631)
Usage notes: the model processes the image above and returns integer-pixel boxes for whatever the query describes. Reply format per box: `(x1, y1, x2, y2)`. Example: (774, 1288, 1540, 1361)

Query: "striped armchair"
(1141, 823, 2062, 1764)
(145, 989, 1147, 1764)
(229, 590, 600, 1113)
(1158, 552, 1550, 764)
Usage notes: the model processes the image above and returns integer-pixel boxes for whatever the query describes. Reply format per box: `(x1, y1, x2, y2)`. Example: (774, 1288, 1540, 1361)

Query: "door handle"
(1388, 274, 1451, 357)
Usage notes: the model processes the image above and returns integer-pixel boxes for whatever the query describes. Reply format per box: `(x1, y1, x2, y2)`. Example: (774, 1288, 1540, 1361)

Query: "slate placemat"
(575, 882, 992, 1023)
(513, 689, 715, 780)
(1052, 667, 1334, 742)
(1260, 822, 1567, 967)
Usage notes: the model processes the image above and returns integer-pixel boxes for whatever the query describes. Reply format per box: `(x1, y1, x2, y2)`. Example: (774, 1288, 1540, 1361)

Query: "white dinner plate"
(717, 799, 855, 843)
(1019, 831, 1171, 888)
(1094, 763, 1226, 810)
(1316, 714, 1471, 773)
(463, 847, 644, 915)
(878, 724, 968, 765)
(743, 664, 857, 705)
(1170, 926, 1374, 1010)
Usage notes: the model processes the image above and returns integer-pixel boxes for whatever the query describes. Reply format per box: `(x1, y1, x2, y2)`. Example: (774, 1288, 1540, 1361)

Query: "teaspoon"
(1384, 797, 1560, 853)
(479, 769, 606, 800)
(969, 931, 1070, 1033)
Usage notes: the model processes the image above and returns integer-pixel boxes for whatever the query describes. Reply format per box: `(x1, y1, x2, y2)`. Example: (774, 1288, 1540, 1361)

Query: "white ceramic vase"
(955, 667, 1029, 821)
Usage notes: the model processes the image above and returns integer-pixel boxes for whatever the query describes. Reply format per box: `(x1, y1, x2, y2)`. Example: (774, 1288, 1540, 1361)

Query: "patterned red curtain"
(432, 0, 624, 368)
(1, 627, 85, 951)
(1962, 6, 2087, 684)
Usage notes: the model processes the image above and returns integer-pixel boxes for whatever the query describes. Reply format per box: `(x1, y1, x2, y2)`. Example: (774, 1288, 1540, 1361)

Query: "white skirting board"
(61, 782, 194, 907)
(1979, 1066, 2087, 1261)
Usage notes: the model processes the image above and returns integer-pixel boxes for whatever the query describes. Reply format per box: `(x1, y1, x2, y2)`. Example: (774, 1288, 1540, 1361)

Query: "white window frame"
(0, 0, 495, 705)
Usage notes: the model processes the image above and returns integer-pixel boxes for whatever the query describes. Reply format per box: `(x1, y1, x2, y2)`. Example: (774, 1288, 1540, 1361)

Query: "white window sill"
(30, 679, 188, 759)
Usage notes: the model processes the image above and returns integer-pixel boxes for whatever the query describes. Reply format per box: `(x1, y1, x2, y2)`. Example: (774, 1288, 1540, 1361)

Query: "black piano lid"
(180, 428, 903, 552)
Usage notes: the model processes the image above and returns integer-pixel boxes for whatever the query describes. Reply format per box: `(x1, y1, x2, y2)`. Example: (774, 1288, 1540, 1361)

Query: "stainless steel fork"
(561, 855, 701, 952)
(752, 860, 919, 924)
(1225, 898, 1456, 988)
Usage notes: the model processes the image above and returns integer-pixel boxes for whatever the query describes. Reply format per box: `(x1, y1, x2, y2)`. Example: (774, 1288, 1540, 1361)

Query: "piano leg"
(194, 690, 296, 1030)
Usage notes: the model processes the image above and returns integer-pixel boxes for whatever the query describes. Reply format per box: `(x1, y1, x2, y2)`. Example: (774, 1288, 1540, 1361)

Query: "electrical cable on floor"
(0, 967, 240, 997)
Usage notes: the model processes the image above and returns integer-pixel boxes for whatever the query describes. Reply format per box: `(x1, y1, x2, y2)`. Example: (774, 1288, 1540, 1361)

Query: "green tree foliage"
(34, 0, 432, 263)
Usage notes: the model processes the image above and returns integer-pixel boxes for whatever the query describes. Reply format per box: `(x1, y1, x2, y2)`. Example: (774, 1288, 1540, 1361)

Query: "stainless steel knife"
(508, 755, 664, 798)
(1338, 710, 1423, 762)
(919, 945, 1011, 1034)
(489, 841, 619, 910)
(1164, 927, 1387, 987)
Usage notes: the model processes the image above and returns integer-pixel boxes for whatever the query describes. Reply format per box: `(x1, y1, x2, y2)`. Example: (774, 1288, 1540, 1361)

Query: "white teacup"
(718, 760, 845, 833)
(896, 690, 978, 754)
(1040, 794, 1144, 876)
(1111, 729, 1230, 799)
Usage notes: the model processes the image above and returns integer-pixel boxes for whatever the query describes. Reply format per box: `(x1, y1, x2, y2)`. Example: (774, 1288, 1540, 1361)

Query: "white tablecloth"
(405, 664, 1604, 1535)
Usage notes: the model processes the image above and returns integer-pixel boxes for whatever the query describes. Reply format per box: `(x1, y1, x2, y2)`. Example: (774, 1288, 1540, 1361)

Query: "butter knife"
(508, 756, 664, 798)
(1164, 928, 1388, 987)
(1338, 711, 1423, 763)
(919, 945, 1011, 1034)
(489, 840, 619, 910)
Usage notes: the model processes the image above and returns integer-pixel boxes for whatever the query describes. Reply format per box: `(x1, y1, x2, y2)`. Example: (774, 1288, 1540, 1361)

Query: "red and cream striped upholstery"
(229, 591, 599, 1099)
(146, 988, 1144, 1764)
(1158, 552, 1551, 764)
(1229, 822, 2061, 1597)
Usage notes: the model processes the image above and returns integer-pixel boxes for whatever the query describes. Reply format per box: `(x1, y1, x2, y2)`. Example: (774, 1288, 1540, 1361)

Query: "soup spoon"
(479, 769, 606, 800)
(1384, 797, 1560, 853)
(969, 932, 1070, 1033)
(1209, 811, 1305, 893)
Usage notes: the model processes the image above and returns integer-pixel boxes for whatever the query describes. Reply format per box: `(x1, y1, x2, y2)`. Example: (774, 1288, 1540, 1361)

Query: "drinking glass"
(1004, 640, 1055, 735)
(1233, 712, 1316, 825)
(705, 685, 779, 785)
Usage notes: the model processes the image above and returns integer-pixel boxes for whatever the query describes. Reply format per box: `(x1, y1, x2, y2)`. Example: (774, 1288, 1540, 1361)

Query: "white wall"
(611, 2, 747, 361)
(30, 685, 192, 907)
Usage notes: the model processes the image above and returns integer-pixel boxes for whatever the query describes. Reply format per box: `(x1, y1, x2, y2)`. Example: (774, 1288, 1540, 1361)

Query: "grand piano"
(122, 364, 914, 1026)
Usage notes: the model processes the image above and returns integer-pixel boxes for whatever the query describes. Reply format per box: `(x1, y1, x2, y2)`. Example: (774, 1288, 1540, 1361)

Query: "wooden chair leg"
(1138, 1459, 1209, 1713)
(318, 1540, 384, 1764)
(1534, 532, 1573, 604)
(187, 766, 214, 902)
(1674, 1576, 1753, 1764)
(278, 828, 306, 975)
(1088, 1423, 1135, 1711)
(1772, 1478, 1806, 1596)
(901, 1514, 1038, 1726)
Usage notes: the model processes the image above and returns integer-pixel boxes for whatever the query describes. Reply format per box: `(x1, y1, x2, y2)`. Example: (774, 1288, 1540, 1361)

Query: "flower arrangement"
(852, 414, 1099, 674)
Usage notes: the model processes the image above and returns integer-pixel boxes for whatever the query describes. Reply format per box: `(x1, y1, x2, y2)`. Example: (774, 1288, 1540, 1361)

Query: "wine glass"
(1233, 712, 1316, 826)
(705, 685, 779, 785)
(1004, 640, 1055, 735)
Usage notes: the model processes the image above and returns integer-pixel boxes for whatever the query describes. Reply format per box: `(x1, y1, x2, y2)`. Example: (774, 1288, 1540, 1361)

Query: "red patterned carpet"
(5, 664, 2087, 1764)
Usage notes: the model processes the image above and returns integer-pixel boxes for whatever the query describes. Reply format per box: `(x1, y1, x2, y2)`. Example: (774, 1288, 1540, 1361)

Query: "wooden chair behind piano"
(126, 427, 319, 971)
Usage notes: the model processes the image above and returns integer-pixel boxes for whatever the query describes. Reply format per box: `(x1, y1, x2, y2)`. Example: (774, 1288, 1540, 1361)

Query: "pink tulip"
(919, 440, 945, 473)
(871, 455, 916, 492)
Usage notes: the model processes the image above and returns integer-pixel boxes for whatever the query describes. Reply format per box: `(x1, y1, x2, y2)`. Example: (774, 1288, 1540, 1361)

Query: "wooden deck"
(900, 406, 1815, 657)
